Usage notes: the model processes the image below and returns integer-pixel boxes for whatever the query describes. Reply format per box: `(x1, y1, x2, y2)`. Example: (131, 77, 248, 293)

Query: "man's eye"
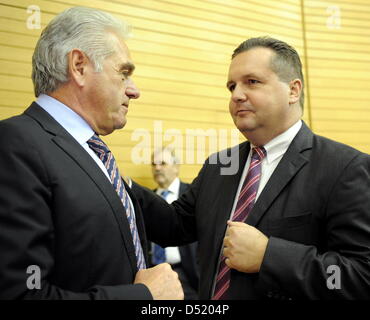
(227, 84, 235, 92)
(248, 79, 259, 84)
(121, 71, 130, 80)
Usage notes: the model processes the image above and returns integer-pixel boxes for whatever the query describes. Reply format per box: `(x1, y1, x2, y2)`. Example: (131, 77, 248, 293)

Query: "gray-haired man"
(0, 7, 183, 300)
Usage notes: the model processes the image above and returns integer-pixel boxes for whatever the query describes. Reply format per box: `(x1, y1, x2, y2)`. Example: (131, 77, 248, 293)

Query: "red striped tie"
(212, 146, 266, 300)
(87, 134, 146, 270)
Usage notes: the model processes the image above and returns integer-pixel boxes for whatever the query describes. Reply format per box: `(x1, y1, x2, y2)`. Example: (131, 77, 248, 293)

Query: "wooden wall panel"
(1, 0, 368, 189)
(303, 0, 370, 155)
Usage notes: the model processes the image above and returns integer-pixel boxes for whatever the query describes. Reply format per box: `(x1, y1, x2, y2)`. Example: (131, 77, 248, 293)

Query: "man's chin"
(154, 176, 165, 185)
(114, 119, 127, 130)
(235, 121, 257, 133)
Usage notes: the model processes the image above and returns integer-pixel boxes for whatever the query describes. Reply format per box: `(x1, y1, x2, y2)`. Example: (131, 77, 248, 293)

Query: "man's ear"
(288, 79, 302, 105)
(67, 49, 90, 87)
(174, 163, 180, 175)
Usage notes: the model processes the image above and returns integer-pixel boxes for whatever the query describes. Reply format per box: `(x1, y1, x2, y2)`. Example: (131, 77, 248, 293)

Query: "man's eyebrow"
(118, 62, 135, 75)
(226, 73, 263, 87)
(243, 72, 262, 79)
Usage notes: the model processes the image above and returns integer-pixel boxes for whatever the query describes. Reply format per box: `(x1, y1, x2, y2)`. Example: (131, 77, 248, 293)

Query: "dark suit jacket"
(150, 182, 199, 291)
(0, 102, 152, 299)
(133, 122, 370, 299)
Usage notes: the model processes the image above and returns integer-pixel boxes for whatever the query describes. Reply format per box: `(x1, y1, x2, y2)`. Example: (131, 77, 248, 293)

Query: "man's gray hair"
(32, 6, 131, 97)
(152, 147, 180, 165)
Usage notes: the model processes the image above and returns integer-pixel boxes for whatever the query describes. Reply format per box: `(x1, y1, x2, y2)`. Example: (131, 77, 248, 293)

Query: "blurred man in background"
(150, 147, 199, 300)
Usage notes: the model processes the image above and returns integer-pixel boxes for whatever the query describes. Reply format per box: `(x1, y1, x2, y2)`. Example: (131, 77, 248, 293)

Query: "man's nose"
(126, 79, 140, 99)
(231, 84, 246, 103)
(152, 163, 162, 170)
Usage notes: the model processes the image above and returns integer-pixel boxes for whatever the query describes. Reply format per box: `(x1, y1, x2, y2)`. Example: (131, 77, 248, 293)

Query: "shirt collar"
(251, 120, 302, 164)
(157, 177, 180, 196)
(36, 94, 94, 145)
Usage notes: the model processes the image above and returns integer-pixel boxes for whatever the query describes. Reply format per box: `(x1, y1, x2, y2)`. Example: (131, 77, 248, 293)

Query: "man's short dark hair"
(232, 37, 304, 109)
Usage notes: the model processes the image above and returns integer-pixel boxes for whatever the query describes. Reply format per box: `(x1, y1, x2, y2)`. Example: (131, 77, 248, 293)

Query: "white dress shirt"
(229, 120, 303, 219)
(36, 94, 111, 180)
(156, 177, 180, 205)
(156, 177, 182, 264)
(36, 94, 137, 214)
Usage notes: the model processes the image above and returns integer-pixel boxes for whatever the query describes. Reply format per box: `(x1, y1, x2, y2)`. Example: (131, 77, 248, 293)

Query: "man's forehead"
(228, 47, 275, 77)
(108, 32, 134, 64)
(231, 47, 273, 66)
(153, 150, 175, 163)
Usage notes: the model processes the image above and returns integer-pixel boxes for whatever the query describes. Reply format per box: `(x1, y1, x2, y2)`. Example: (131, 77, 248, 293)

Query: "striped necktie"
(87, 134, 146, 270)
(213, 146, 266, 300)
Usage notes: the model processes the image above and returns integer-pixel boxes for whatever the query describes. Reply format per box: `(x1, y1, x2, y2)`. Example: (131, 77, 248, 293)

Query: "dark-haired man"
(133, 37, 370, 299)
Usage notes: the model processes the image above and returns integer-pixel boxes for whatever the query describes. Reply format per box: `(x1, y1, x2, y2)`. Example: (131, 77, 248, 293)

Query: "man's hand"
(134, 263, 184, 300)
(223, 221, 269, 273)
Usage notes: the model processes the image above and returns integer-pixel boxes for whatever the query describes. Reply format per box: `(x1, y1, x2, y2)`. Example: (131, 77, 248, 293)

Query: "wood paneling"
(0, 0, 368, 187)
(304, 0, 370, 152)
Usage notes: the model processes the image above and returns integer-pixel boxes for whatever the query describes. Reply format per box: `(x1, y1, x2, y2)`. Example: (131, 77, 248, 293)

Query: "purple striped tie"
(87, 134, 146, 270)
(212, 146, 266, 300)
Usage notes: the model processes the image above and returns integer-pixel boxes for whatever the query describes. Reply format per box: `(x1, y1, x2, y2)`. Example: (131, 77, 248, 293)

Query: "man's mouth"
(236, 109, 253, 115)
(234, 104, 254, 115)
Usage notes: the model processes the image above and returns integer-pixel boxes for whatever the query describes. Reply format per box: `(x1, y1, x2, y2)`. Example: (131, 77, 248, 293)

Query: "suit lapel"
(25, 102, 139, 273)
(179, 181, 189, 195)
(246, 122, 313, 227)
(213, 142, 251, 254)
(203, 142, 250, 297)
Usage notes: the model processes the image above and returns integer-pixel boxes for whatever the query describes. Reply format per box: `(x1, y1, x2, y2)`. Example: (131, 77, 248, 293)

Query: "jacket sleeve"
(131, 164, 207, 248)
(257, 152, 370, 299)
